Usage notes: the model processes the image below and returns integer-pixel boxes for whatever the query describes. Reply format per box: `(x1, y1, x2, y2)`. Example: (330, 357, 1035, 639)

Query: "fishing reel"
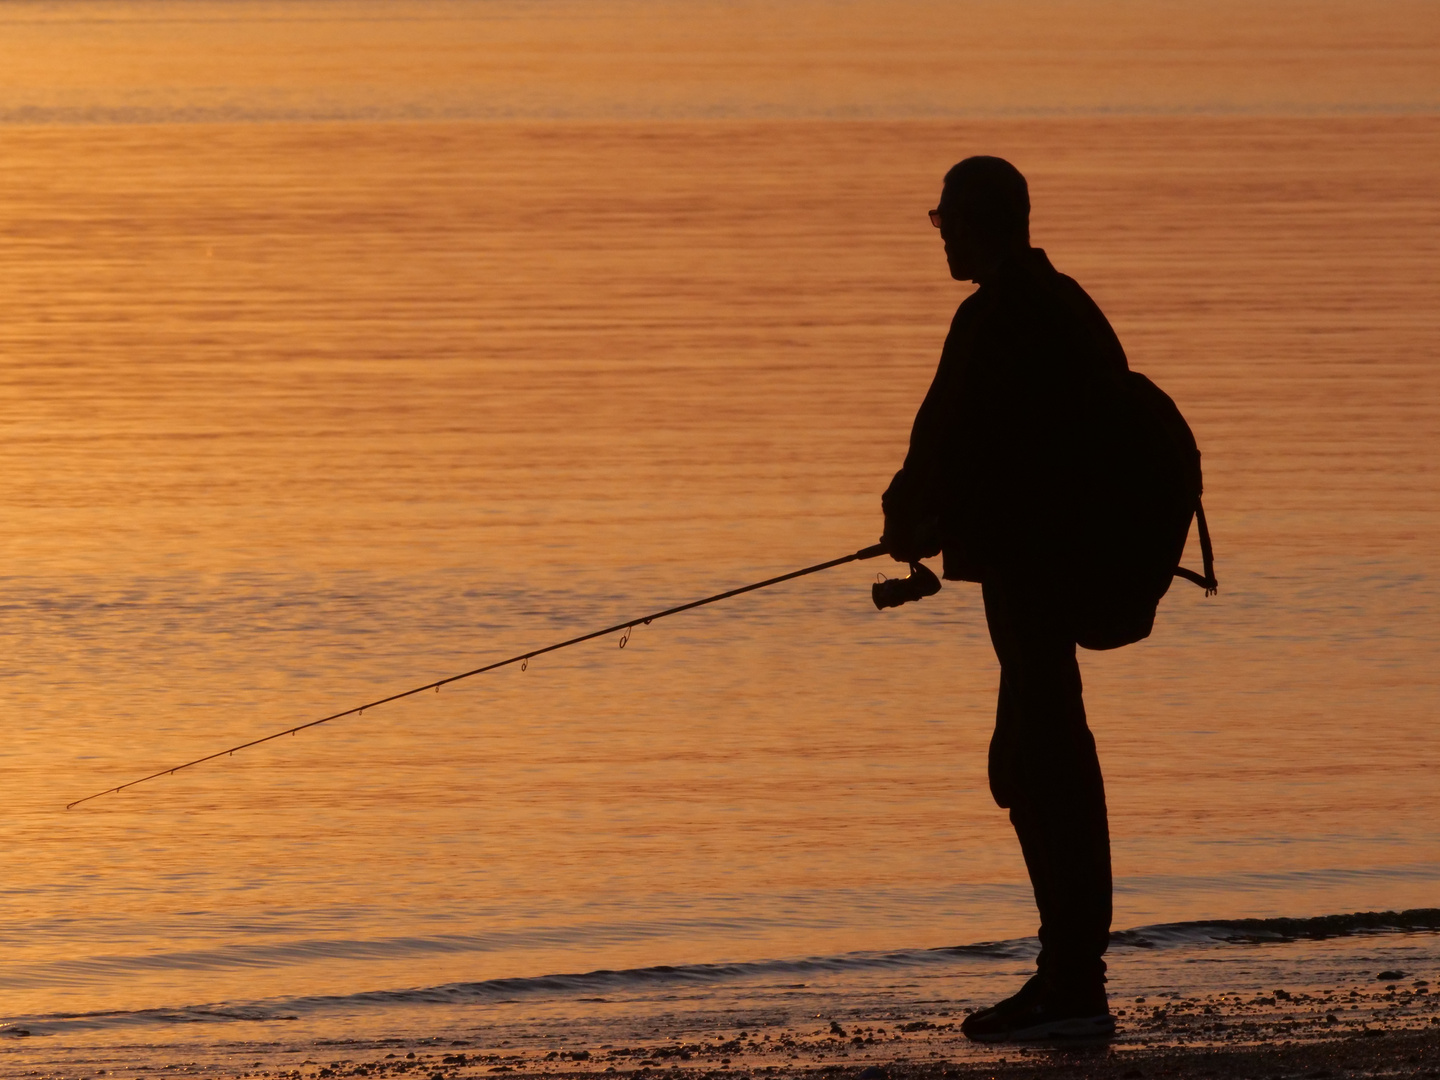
(872, 560, 941, 610)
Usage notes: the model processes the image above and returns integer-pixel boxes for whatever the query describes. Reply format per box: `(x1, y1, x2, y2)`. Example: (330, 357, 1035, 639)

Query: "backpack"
(1068, 371, 1217, 651)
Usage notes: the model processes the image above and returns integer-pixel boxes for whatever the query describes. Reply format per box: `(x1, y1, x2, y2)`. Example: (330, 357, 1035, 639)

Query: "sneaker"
(961, 974, 1115, 1043)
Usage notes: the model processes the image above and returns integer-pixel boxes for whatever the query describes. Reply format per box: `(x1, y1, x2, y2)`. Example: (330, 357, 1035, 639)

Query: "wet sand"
(217, 999, 1440, 1080)
(526, 1029, 1440, 1080)
(454, 1032, 1440, 1080)
(87, 1018, 1439, 1080)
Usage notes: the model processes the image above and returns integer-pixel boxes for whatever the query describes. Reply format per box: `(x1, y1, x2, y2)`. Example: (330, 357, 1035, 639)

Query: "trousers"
(982, 576, 1112, 989)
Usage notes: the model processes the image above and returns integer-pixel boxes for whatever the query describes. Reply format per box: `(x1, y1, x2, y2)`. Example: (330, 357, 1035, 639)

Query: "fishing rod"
(67, 542, 893, 810)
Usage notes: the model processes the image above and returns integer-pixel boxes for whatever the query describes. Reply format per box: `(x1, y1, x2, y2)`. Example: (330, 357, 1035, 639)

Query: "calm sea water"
(0, 0, 1437, 1070)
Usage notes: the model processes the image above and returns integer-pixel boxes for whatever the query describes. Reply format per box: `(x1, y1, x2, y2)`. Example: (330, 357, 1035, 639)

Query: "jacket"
(882, 248, 1131, 584)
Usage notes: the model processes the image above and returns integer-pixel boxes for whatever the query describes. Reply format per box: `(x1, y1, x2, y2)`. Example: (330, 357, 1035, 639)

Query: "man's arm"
(880, 305, 975, 563)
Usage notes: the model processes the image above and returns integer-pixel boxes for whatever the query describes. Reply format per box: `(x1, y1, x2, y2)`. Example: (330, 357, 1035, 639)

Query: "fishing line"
(67, 542, 888, 810)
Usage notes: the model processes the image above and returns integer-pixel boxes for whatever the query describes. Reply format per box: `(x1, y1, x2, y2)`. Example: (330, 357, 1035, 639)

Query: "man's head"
(934, 156, 1030, 282)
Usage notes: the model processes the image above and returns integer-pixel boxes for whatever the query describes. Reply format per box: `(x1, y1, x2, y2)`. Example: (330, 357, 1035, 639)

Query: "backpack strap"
(1173, 499, 1218, 595)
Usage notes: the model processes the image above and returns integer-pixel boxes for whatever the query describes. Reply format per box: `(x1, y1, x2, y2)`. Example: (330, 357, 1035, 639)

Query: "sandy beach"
(299, 979, 1436, 1080)
(7, 921, 1438, 1078)
(451, 1029, 1440, 1080)
(328, 1030, 1440, 1080)
(15, 983, 1436, 1080)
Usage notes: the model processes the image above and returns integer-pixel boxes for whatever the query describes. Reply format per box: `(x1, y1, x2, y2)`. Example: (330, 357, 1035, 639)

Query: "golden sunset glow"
(0, 2, 1437, 1077)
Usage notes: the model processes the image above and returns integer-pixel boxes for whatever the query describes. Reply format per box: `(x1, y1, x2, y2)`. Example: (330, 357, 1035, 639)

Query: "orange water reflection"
(0, 115, 1436, 1017)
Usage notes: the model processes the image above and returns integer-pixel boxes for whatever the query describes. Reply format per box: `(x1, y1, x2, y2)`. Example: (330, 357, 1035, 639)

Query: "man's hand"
(881, 468, 942, 563)
(880, 526, 941, 565)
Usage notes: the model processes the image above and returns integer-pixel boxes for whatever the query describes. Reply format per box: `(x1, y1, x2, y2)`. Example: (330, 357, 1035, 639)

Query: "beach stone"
(1376, 969, 1406, 980)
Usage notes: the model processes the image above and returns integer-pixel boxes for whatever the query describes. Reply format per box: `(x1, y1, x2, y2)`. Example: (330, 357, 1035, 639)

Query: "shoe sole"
(965, 1013, 1116, 1043)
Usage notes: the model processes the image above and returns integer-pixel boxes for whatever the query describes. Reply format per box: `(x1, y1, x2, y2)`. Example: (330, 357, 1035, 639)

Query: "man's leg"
(963, 578, 1113, 1039)
(1008, 728, 1112, 991)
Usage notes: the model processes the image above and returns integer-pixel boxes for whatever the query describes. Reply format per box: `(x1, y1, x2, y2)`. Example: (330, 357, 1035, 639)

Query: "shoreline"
(7, 965, 1438, 1080)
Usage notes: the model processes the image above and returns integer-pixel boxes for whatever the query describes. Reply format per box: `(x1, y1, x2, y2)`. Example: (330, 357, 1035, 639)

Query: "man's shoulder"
(997, 248, 1078, 301)
(953, 285, 988, 317)
(1026, 250, 1113, 321)
(1050, 266, 1106, 316)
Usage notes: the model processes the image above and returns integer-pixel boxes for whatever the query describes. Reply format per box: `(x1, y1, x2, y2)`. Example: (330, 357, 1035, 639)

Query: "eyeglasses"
(928, 208, 942, 228)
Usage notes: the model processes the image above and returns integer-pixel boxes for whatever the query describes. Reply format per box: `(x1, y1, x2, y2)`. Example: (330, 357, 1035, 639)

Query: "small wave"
(1111, 907, 1440, 949)
(0, 919, 768, 989)
(0, 943, 1024, 1036)
(0, 1005, 295, 1038)
(295, 940, 1026, 1009)
(4, 908, 1436, 1037)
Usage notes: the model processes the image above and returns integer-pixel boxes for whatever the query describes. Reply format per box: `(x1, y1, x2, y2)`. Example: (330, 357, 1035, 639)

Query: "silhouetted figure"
(882, 157, 1121, 1042)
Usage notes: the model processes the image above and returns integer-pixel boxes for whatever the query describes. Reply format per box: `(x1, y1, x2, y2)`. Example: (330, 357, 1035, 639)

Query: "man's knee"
(988, 726, 1018, 808)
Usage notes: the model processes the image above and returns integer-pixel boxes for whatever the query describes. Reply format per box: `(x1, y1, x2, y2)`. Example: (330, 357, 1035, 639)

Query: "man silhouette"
(881, 156, 1120, 1041)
